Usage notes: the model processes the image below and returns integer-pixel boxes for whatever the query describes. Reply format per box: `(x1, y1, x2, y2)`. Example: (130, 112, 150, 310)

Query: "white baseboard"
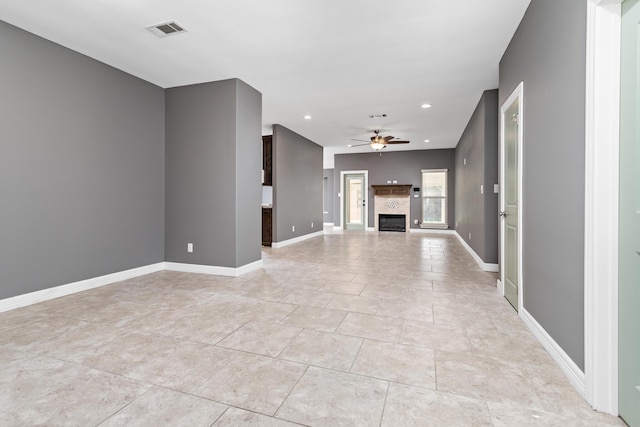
(323, 222, 334, 227)
(164, 259, 262, 277)
(366, 227, 375, 232)
(521, 307, 586, 396)
(454, 231, 499, 272)
(409, 228, 456, 235)
(272, 231, 324, 249)
(333, 226, 342, 231)
(0, 262, 165, 314)
(0, 258, 266, 313)
(497, 279, 504, 294)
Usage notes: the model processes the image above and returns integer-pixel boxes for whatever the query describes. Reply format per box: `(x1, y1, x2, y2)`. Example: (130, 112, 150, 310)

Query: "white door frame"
(499, 82, 524, 314)
(339, 170, 369, 230)
(584, 0, 622, 415)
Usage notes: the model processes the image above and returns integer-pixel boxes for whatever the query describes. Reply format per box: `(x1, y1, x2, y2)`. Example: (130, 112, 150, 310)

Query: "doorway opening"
(340, 170, 368, 230)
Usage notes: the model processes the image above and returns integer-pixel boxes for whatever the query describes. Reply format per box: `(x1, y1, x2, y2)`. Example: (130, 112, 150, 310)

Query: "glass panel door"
(345, 174, 365, 230)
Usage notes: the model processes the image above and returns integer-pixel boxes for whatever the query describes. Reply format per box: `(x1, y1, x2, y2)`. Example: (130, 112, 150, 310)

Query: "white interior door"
(619, 0, 640, 424)
(500, 83, 523, 312)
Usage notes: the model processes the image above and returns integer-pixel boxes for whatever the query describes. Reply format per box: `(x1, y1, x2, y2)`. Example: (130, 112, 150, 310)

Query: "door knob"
(499, 211, 508, 217)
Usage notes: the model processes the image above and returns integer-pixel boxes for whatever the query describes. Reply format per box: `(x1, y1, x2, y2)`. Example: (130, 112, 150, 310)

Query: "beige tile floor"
(0, 230, 626, 426)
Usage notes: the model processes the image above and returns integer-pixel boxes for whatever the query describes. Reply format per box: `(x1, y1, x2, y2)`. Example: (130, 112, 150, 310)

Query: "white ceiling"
(0, 0, 530, 163)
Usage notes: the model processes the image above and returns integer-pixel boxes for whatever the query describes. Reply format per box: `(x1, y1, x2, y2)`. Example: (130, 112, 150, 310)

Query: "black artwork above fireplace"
(379, 214, 406, 232)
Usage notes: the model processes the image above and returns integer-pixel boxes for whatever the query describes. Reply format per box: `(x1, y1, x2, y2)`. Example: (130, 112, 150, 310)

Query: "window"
(421, 169, 448, 228)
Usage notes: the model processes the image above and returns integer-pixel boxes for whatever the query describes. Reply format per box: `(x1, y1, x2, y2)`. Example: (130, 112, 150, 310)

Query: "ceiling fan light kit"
(349, 129, 410, 152)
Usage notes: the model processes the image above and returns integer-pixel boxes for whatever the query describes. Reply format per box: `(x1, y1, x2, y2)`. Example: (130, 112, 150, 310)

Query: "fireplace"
(372, 184, 411, 232)
(379, 214, 406, 232)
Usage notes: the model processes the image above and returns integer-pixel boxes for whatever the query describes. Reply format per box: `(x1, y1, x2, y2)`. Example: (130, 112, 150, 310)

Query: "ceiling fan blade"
(349, 138, 370, 142)
(385, 140, 410, 144)
(383, 135, 395, 141)
(349, 143, 372, 147)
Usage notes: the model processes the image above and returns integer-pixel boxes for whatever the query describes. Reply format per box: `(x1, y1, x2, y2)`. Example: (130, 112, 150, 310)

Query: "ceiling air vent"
(147, 21, 187, 38)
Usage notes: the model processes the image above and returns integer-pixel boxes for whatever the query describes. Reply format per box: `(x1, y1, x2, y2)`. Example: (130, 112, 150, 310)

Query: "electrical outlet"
(480, 185, 484, 194)
(292, 225, 295, 232)
(187, 243, 193, 253)
(464, 158, 467, 165)
(414, 219, 419, 225)
(468, 233, 472, 240)
(311, 222, 314, 228)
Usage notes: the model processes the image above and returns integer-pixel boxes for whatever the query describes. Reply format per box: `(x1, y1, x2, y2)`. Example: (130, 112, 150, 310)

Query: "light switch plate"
(494, 184, 499, 193)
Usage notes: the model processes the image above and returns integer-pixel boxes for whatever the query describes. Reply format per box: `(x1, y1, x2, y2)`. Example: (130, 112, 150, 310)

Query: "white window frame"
(420, 169, 448, 229)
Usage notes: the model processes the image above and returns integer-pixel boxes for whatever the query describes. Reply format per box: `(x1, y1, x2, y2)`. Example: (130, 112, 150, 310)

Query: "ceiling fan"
(349, 130, 410, 151)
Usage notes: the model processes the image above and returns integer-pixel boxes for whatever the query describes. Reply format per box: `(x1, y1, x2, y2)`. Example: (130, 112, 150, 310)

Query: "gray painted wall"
(235, 82, 263, 266)
(483, 92, 499, 264)
(272, 125, 323, 242)
(333, 150, 456, 229)
(455, 90, 499, 263)
(499, 0, 587, 369)
(0, 20, 165, 300)
(323, 169, 335, 224)
(165, 79, 262, 268)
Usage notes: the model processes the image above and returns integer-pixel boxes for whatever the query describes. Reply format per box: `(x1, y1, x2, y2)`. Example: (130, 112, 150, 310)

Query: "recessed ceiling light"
(304, 115, 311, 120)
(424, 139, 430, 143)
(347, 144, 353, 147)
(421, 103, 432, 109)
(368, 113, 387, 119)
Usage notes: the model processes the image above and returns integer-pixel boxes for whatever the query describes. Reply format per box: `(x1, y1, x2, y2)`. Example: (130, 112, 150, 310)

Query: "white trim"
(271, 231, 324, 248)
(409, 228, 455, 235)
(164, 259, 263, 277)
(333, 226, 342, 231)
(497, 279, 504, 294)
(366, 227, 375, 232)
(454, 231, 499, 272)
(499, 82, 525, 312)
(323, 222, 334, 226)
(0, 263, 165, 313)
(584, 0, 621, 415)
(522, 307, 586, 397)
(339, 170, 369, 230)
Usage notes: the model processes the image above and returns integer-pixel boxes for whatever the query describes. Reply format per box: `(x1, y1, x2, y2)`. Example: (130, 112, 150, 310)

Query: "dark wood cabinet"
(262, 207, 272, 246)
(262, 135, 272, 186)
